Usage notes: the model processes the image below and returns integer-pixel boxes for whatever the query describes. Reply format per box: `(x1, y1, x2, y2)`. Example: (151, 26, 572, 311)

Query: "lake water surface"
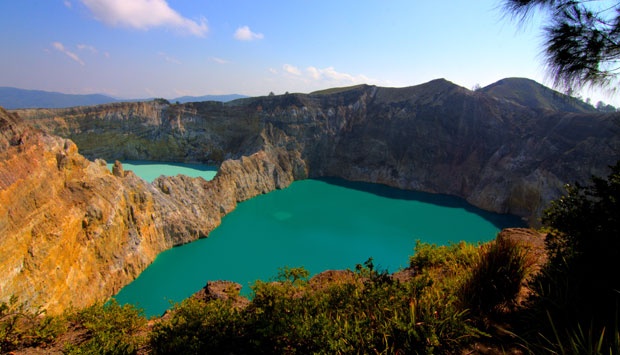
(107, 160, 218, 182)
(113, 164, 524, 317)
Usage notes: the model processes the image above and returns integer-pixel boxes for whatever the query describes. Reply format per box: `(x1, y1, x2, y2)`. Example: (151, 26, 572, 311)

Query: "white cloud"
(306, 66, 370, 83)
(269, 64, 376, 93)
(158, 52, 181, 64)
(210, 57, 229, 64)
(77, 44, 98, 53)
(280, 64, 369, 85)
(306, 66, 321, 80)
(283, 64, 301, 76)
(52, 42, 85, 66)
(234, 26, 264, 41)
(80, 0, 208, 36)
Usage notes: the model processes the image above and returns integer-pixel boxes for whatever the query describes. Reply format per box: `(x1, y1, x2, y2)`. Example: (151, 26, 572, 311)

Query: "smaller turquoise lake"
(112, 163, 524, 317)
(106, 160, 218, 182)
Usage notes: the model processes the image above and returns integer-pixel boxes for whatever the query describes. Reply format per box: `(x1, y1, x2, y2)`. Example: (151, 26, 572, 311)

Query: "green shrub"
(0, 295, 64, 353)
(249, 260, 481, 354)
(65, 300, 147, 355)
(149, 259, 484, 354)
(515, 162, 620, 353)
(460, 237, 530, 316)
(150, 297, 246, 354)
(540, 162, 620, 321)
(410, 240, 480, 273)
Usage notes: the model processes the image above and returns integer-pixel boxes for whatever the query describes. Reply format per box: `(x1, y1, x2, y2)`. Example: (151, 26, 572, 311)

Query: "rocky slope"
(18, 78, 620, 223)
(0, 107, 304, 313)
(479, 77, 596, 113)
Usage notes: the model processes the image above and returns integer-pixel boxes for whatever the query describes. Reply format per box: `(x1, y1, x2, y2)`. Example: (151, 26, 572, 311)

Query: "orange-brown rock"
(191, 280, 250, 309)
(0, 107, 305, 314)
(1, 107, 170, 313)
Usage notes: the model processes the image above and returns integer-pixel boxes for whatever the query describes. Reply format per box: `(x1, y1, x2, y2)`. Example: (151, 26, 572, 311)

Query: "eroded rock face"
(0, 107, 304, 313)
(18, 101, 262, 164)
(1, 108, 166, 313)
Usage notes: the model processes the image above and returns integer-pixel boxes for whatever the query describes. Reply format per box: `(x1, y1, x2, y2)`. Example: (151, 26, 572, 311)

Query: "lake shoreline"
(111, 163, 524, 317)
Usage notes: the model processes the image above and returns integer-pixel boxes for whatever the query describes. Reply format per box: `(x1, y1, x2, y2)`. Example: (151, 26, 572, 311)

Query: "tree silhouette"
(534, 162, 620, 349)
(503, 0, 620, 91)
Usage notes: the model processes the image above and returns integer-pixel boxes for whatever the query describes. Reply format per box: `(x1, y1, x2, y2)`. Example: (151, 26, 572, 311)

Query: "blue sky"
(0, 0, 617, 105)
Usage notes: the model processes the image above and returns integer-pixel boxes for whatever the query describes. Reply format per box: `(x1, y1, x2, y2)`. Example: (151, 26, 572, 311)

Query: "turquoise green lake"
(113, 165, 524, 317)
(106, 160, 218, 182)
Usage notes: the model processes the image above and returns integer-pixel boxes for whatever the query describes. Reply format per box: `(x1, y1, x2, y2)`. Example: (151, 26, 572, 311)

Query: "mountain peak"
(480, 78, 594, 113)
(310, 84, 372, 96)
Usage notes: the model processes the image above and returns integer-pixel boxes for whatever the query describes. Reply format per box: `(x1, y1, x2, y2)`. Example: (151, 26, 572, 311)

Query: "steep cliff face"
(1, 107, 165, 313)
(19, 100, 262, 163)
(17, 79, 620, 223)
(0, 107, 304, 313)
(280, 81, 618, 220)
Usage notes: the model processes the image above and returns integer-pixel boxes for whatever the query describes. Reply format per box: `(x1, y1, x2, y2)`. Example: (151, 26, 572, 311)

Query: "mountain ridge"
(173, 94, 248, 104)
(0, 87, 122, 109)
(0, 87, 248, 109)
(479, 77, 596, 113)
(1, 77, 597, 112)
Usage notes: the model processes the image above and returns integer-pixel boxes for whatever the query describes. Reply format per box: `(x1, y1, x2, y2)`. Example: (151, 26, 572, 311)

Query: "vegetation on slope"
(522, 161, 620, 354)
(2, 162, 619, 354)
(0, 241, 535, 354)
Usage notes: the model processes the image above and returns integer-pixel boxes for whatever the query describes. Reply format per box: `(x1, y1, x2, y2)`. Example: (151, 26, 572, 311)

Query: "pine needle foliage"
(503, 0, 620, 91)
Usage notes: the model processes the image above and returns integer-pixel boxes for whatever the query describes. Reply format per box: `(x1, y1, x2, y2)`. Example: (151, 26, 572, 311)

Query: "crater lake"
(112, 163, 524, 317)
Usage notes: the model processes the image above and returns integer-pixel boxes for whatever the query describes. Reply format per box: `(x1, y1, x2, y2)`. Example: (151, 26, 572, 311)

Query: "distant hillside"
(479, 78, 595, 113)
(0, 87, 249, 109)
(172, 94, 248, 103)
(2, 79, 595, 111)
(0, 87, 121, 109)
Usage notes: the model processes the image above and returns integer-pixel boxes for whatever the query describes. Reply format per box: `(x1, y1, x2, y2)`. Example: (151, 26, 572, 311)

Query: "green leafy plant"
(410, 240, 479, 273)
(65, 300, 147, 355)
(523, 162, 620, 353)
(0, 295, 64, 353)
(151, 256, 486, 354)
(461, 237, 531, 316)
(150, 297, 245, 354)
